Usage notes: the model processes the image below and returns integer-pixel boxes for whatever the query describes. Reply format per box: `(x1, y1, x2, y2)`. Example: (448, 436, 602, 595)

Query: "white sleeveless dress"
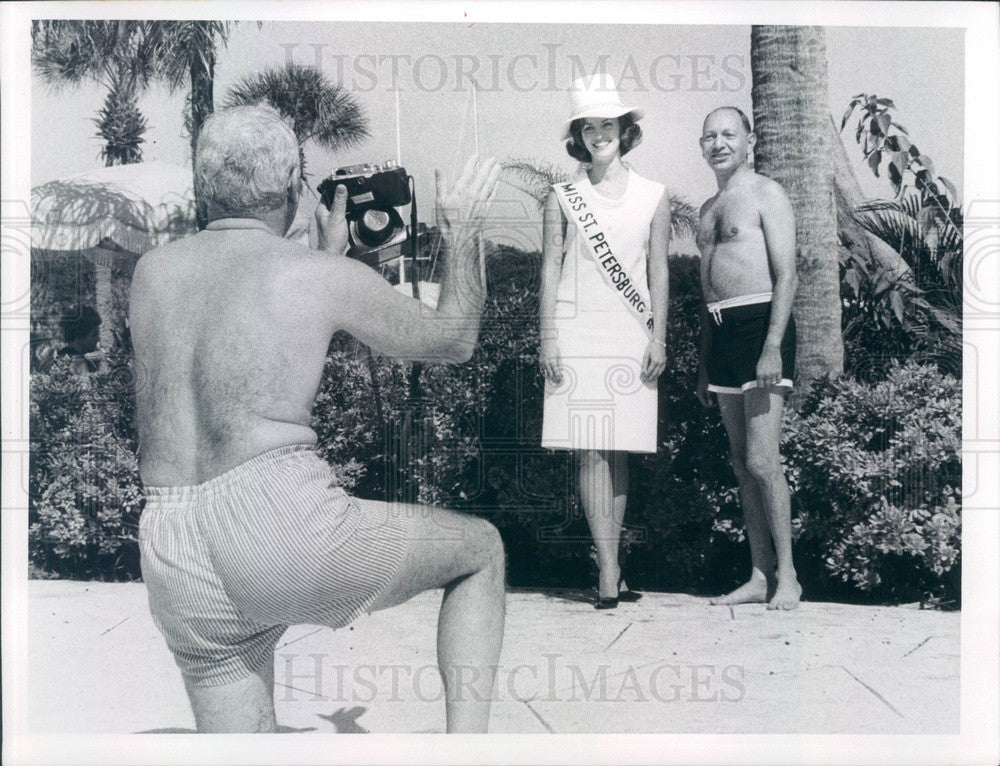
(541, 167, 665, 453)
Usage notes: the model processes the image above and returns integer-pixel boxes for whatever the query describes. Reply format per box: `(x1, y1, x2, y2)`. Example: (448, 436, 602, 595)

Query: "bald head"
(704, 107, 753, 136)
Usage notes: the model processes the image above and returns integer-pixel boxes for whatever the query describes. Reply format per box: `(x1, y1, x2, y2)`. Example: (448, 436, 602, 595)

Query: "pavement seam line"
(273, 680, 331, 701)
(276, 626, 325, 650)
(603, 623, 632, 652)
(839, 665, 905, 718)
(522, 699, 555, 733)
(902, 635, 933, 658)
(98, 617, 129, 636)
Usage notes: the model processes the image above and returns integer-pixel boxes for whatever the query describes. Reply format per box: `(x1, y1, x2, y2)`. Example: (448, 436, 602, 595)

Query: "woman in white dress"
(540, 74, 671, 608)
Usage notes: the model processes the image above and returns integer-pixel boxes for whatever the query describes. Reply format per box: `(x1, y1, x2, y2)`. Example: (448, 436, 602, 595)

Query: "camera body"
(318, 161, 412, 260)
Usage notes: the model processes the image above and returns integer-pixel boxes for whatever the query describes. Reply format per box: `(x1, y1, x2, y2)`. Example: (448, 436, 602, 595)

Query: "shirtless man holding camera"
(695, 106, 801, 610)
(130, 105, 504, 732)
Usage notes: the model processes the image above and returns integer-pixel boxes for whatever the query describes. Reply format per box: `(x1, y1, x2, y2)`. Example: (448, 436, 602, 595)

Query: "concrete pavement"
(26, 580, 959, 734)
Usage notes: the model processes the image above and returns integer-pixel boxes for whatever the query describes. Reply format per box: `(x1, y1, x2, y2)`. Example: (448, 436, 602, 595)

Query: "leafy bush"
(783, 363, 961, 603)
(30, 351, 142, 579)
(29, 243, 960, 604)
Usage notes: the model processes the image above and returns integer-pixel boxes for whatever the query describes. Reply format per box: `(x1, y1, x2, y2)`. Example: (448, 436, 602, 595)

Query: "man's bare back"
(131, 210, 490, 488)
(130, 227, 339, 486)
(696, 172, 781, 301)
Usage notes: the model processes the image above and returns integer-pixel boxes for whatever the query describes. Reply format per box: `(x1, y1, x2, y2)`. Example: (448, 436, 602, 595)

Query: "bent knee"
(474, 519, 505, 570)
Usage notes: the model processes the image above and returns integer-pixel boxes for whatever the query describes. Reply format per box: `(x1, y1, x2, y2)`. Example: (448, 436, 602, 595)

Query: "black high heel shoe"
(594, 580, 642, 609)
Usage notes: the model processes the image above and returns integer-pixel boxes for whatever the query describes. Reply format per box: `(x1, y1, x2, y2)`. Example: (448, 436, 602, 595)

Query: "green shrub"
(783, 363, 961, 603)
(29, 244, 961, 604)
(30, 352, 142, 579)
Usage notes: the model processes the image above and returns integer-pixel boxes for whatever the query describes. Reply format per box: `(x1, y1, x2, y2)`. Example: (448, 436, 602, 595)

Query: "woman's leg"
(578, 449, 621, 599)
(611, 450, 631, 592)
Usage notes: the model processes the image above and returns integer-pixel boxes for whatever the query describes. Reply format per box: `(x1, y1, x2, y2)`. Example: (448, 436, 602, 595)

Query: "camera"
(318, 161, 413, 262)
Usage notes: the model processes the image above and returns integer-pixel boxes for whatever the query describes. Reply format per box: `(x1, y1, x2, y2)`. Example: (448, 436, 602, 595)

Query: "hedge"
(29, 247, 961, 604)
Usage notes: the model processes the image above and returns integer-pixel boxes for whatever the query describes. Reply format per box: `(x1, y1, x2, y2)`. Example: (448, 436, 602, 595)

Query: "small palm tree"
(224, 63, 369, 179)
(32, 21, 160, 166)
(840, 96, 963, 377)
(844, 193, 961, 375)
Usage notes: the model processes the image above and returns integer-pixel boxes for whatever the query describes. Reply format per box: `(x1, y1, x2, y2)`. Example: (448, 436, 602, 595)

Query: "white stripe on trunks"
(706, 292, 773, 325)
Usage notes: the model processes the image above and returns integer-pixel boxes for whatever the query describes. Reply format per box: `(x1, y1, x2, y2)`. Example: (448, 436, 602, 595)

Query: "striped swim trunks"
(139, 444, 408, 686)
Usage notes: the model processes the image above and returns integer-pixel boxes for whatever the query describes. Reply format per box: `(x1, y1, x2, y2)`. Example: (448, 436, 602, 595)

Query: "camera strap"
(552, 180, 654, 338)
(406, 175, 420, 301)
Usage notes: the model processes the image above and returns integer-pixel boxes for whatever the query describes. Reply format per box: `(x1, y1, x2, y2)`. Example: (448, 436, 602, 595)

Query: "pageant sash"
(553, 180, 654, 337)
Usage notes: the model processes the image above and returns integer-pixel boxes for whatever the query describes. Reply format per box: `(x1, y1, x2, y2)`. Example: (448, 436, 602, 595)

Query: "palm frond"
(667, 196, 699, 240)
(499, 158, 570, 205)
(146, 21, 231, 90)
(224, 63, 369, 151)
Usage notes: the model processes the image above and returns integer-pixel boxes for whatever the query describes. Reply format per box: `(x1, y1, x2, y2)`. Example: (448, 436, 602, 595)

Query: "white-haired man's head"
(195, 105, 300, 224)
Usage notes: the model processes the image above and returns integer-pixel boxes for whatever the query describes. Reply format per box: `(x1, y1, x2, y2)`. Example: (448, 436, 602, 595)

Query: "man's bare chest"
(697, 196, 761, 249)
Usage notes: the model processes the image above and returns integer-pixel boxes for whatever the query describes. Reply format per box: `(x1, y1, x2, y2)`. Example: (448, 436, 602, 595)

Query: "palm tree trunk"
(751, 26, 844, 387)
(93, 257, 114, 363)
(189, 50, 215, 230)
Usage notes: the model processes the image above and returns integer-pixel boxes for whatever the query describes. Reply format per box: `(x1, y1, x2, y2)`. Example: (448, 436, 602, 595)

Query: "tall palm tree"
(145, 21, 231, 229)
(751, 26, 844, 387)
(224, 63, 369, 179)
(147, 21, 231, 161)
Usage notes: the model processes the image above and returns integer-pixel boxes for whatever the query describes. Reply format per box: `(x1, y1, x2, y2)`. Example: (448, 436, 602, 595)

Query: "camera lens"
(362, 209, 391, 233)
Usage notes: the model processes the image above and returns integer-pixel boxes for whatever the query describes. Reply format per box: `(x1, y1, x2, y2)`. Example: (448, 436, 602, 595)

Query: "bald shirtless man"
(130, 105, 504, 732)
(695, 106, 802, 610)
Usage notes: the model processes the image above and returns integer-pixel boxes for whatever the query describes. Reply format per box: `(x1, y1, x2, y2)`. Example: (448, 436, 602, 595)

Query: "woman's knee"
(744, 451, 783, 482)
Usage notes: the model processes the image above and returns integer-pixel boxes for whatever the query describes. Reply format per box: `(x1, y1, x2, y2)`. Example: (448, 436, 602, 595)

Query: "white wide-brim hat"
(561, 73, 645, 140)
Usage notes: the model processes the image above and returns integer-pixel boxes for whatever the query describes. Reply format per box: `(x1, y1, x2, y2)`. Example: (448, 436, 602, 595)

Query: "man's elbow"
(450, 340, 476, 364)
(778, 266, 798, 291)
(425, 337, 476, 364)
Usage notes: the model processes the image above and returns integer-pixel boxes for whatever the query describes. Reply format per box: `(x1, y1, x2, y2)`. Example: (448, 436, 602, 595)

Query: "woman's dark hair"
(565, 114, 642, 163)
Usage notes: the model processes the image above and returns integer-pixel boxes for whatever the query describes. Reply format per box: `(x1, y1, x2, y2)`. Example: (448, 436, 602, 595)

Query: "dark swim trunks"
(705, 294, 795, 394)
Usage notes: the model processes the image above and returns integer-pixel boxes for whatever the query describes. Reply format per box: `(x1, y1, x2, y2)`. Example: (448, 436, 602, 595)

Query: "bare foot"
(767, 575, 802, 610)
(709, 576, 772, 606)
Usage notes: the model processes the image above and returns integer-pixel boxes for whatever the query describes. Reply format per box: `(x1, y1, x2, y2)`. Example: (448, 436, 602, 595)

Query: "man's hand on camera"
(314, 183, 349, 255)
(434, 155, 500, 249)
